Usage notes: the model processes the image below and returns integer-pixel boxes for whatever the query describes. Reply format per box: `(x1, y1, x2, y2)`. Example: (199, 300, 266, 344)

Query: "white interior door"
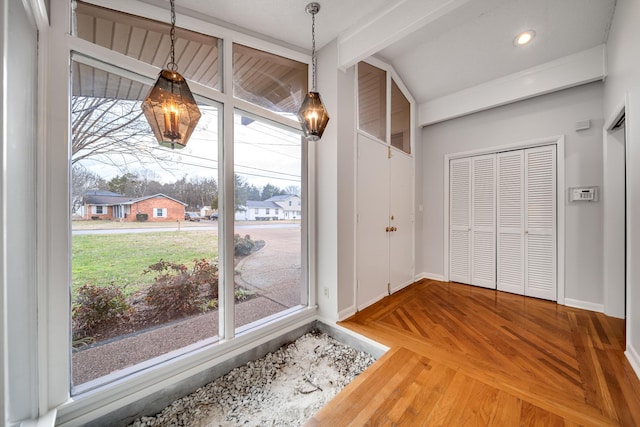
(449, 158, 471, 284)
(525, 145, 557, 300)
(497, 150, 525, 294)
(471, 154, 496, 289)
(356, 135, 390, 308)
(389, 150, 414, 291)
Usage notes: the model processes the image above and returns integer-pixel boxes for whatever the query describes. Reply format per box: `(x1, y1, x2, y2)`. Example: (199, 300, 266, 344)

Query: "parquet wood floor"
(307, 280, 640, 426)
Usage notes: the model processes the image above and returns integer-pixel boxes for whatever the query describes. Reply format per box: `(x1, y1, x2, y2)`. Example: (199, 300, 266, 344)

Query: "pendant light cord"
(168, 0, 177, 71)
(311, 10, 317, 91)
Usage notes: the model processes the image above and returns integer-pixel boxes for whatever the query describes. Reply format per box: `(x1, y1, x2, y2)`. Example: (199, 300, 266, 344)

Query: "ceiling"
(164, 0, 616, 105)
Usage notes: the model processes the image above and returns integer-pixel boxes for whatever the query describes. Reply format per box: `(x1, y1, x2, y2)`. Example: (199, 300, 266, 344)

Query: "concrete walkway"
(235, 226, 303, 313)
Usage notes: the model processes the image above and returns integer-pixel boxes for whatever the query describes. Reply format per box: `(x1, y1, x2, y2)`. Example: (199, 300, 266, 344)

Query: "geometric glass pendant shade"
(142, 69, 201, 149)
(297, 91, 329, 141)
(141, 0, 201, 149)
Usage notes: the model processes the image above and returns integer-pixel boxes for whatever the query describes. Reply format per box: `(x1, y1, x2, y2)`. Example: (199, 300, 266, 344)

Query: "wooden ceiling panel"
(73, 1, 309, 116)
(75, 1, 220, 90)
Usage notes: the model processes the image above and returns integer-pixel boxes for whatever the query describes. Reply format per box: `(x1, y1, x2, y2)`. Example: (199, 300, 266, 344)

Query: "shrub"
(234, 288, 255, 302)
(144, 260, 200, 321)
(136, 213, 148, 221)
(143, 259, 220, 321)
(72, 283, 130, 340)
(192, 258, 219, 299)
(234, 234, 256, 257)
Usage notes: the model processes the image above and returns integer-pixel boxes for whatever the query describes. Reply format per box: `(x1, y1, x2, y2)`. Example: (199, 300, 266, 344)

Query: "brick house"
(83, 190, 187, 222)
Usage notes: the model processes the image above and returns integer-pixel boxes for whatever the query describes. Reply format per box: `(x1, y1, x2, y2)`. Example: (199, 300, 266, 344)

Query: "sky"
(78, 105, 303, 192)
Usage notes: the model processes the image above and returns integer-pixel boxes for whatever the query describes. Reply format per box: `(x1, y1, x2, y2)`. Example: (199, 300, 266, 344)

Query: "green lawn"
(72, 231, 218, 295)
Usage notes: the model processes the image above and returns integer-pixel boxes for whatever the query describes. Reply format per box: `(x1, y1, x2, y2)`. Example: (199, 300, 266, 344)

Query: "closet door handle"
(385, 227, 390, 232)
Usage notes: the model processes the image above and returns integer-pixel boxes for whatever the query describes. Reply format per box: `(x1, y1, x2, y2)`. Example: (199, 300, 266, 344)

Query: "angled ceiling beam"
(337, 0, 473, 71)
(418, 44, 607, 126)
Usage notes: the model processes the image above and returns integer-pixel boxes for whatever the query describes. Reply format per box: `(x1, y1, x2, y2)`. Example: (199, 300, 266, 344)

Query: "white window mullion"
(220, 37, 235, 341)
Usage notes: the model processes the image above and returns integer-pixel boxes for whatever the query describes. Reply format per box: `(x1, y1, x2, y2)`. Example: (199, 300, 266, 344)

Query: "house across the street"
(235, 194, 301, 221)
(82, 190, 187, 222)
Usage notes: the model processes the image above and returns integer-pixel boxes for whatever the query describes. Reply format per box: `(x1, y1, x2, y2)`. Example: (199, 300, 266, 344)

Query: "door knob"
(386, 226, 390, 232)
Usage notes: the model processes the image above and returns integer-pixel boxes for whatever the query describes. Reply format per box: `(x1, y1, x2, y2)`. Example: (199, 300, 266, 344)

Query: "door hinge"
(388, 146, 391, 159)
(387, 282, 391, 295)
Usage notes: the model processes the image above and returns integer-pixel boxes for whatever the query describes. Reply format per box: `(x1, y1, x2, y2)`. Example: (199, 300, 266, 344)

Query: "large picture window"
(67, 2, 309, 394)
(233, 112, 305, 331)
(71, 59, 221, 389)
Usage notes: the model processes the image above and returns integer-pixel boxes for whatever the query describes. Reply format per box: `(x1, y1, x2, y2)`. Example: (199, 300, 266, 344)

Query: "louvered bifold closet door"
(497, 151, 525, 295)
(525, 145, 557, 300)
(471, 154, 496, 289)
(449, 158, 471, 284)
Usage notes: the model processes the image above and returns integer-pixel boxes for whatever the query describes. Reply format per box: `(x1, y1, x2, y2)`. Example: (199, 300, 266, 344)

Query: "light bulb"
(514, 30, 535, 46)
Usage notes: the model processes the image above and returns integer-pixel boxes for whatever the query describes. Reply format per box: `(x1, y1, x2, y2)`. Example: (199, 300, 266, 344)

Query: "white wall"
(2, 0, 39, 423)
(336, 65, 357, 317)
(315, 40, 358, 320)
(315, 39, 340, 321)
(603, 0, 640, 375)
(418, 82, 605, 306)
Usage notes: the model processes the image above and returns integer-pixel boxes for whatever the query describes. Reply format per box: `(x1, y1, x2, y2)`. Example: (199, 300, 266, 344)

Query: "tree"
(192, 177, 218, 210)
(108, 173, 142, 197)
(71, 96, 176, 171)
(283, 185, 301, 197)
(234, 175, 253, 212)
(71, 164, 107, 214)
(247, 184, 261, 202)
(261, 183, 284, 200)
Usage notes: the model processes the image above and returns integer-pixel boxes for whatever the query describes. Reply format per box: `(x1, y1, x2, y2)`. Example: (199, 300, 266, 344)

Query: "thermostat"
(570, 187, 598, 202)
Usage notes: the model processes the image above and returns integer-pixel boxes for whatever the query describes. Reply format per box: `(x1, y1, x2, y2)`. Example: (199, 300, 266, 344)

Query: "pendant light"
(297, 2, 330, 141)
(142, 0, 201, 149)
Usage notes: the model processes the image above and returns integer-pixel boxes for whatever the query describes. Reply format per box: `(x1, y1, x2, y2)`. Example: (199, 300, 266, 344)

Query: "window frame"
(44, 0, 317, 422)
(153, 208, 166, 218)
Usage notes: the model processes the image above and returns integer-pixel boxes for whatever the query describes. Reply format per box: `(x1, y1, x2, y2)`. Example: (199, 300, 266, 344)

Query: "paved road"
(72, 223, 299, 235)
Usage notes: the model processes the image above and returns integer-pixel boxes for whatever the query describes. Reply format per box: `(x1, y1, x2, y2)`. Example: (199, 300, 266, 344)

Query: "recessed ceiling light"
(514, 30, 536, 46)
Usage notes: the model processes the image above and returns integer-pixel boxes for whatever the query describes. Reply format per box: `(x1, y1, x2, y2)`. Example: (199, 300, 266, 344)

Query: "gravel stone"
(128, 330, 374, 427)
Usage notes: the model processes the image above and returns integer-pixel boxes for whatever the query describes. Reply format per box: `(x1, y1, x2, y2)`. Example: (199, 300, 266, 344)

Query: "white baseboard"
(626, 344, 640, 381)
(564, 298, 604, 313)
(337, 306, 357, 321)
(319, 322, 389, 358)
(391, 280, 413, 294)
(416, 272, 445, 282)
